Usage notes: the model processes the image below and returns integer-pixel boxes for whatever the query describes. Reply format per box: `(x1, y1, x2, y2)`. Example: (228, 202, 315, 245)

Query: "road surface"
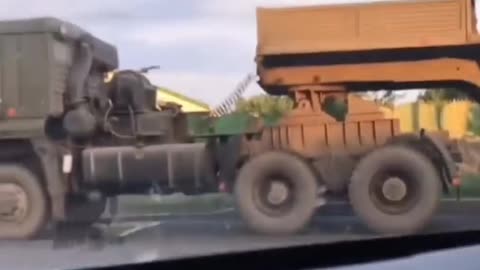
(2, 207, 480, 270)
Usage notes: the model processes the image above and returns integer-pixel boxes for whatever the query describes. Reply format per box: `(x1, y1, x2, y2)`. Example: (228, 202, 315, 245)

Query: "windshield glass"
(3, 0, 480, 269)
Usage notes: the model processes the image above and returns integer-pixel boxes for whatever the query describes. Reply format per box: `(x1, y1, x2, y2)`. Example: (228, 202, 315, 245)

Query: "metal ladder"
(210, 73, 258, 117)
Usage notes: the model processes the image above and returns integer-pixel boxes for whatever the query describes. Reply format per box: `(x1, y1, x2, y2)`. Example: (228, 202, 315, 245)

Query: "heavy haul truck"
(0, 0, 478, 240)
(198, 0, 480, 235)
(244, 0, 480, 235)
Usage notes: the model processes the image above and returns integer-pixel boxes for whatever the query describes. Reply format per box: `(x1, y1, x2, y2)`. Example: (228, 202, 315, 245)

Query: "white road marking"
(132, 249, 160, 263)
(118, 222, 162, 238)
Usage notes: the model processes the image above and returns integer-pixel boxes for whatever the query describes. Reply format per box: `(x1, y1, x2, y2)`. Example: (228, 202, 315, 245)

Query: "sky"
(1, 0, 476, 106)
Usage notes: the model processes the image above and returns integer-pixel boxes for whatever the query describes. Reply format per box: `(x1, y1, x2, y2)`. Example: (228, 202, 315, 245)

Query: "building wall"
(381, 101, 473, 138)
(156, 90, 210, 113)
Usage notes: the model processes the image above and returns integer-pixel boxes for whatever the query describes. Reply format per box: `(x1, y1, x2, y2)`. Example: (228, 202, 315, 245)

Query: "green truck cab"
(0, 17, 227, 239)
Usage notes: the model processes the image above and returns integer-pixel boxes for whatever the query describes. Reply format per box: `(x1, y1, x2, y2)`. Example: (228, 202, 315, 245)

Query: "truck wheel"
(234, 151, 318, 235)
(349, 145, 441, 235)
(0, 165, 48, 239)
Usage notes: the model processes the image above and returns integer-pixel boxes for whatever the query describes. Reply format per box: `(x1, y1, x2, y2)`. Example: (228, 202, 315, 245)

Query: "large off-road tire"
(0, 165, 48, 239)
(234, 151, 318, 235)
(349, 145, 442, 235)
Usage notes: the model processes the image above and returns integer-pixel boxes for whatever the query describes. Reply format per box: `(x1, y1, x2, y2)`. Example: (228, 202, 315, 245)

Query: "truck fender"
(386, 131, 457, 191)
(423, 133, 457, 183)
(213, 135, 244, 188)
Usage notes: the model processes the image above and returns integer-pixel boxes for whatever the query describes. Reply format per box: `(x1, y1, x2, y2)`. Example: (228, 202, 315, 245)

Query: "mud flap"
(214, 135, 243, 192)
(32, 139, 67, 221)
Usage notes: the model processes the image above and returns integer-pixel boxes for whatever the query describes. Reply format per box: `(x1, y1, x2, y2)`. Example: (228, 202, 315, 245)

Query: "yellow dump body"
(256, 0, 479, 55)
(256, 0, 480, 99)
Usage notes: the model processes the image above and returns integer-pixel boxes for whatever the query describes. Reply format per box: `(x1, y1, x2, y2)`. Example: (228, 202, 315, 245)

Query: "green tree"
(421, 88, 470, 101)
(468, 104, 480, 136)
(236, 94, 350, 122)
(235, 94, 294, 122)
(322, 96, 348, 121)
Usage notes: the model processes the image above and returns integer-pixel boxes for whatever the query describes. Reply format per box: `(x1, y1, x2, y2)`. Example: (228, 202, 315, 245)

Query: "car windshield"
(3, 0, 480, 270)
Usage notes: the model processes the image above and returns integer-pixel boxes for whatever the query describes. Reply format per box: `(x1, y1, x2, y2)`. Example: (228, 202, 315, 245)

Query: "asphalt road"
(2, 205, 480, 270)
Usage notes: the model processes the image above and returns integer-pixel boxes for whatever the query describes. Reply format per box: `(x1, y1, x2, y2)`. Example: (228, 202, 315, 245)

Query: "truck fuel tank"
(81, 143, 216, 194)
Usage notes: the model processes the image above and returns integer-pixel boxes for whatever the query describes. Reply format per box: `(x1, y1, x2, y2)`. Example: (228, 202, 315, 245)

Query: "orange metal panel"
(303, 124, 327, 152)
(257, 0, 471, 55)
(257, 5, 357, 54)
(246, 119, 399, 157)
(374, 120, 395, 145)
(287, 125, 305, 152)
(259, 58, 480, 90)
(279, 126, 289, 149)
(271, 126, 281, 149)
(326, 123, 345, 148)
(345, 122, 361, 147)
(359, 121, 375, 146)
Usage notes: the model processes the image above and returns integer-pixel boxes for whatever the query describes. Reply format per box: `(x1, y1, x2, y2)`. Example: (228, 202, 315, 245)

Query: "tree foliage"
(322, 96, 348, 121)
(235, 94, 351, 122)
(235, 94, 294, 121)
(468, 104, 480, 136)
(419, 88, 470, 102)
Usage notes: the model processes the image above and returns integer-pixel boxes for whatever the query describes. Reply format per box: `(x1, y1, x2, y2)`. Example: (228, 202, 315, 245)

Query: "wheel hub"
(382, 177, 407, 202)
(0, 183, 28, 222)
(267, 181, 290, 205)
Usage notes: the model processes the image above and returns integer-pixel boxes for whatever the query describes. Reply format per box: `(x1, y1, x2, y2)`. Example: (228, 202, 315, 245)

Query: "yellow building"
(380, 101, 474, 139)
(157, 87, 210, 113)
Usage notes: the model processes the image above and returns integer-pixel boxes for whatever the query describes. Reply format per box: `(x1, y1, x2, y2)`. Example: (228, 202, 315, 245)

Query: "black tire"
(0, 165, 48, 239)
(234, 151, 318, 235)
(349, 145, 442, 235)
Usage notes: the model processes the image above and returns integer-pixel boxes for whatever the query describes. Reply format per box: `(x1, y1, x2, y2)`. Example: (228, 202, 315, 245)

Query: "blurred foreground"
(5, 196, 480, 270)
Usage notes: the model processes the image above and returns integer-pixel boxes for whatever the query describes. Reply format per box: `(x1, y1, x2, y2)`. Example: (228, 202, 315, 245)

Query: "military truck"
(0, 17, 227, 239)
(0, 0, 475, 240)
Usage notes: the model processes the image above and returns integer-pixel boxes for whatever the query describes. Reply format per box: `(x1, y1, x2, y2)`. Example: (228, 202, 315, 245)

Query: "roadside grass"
(444, 175, 480, 199)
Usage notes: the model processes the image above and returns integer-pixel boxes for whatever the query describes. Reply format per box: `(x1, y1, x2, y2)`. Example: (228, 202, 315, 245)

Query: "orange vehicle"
(228, 0, 479, 236)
